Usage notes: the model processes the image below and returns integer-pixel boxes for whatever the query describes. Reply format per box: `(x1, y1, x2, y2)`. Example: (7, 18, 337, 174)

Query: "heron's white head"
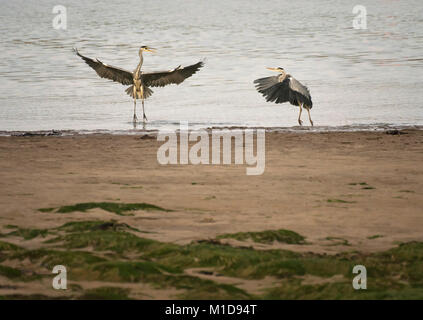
(266, 67, 285, 73)
(139, 46, 156, 56)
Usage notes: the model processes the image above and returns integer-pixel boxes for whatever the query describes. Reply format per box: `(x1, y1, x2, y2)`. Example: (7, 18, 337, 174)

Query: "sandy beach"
(0, 129, 422, 299)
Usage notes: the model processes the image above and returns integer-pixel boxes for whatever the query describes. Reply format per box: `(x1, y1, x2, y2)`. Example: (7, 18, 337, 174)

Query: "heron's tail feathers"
(125, 85, 153, 99)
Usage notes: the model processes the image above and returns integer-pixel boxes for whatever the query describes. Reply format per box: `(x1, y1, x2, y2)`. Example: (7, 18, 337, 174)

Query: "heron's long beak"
(145, 47, 156, 53)
(266, 67, 279, 72)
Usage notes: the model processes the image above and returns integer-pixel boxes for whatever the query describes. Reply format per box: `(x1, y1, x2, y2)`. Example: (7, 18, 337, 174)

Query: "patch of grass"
(299, 256, 351, 278)
(92, 261, 180, 282)
(146, 242, 304, 280)
(39, 202, 170, 216)
(4, 225, 18, 229)
(217, 229, 306, 245)
(3, 219, 423, 299)
(379, 242, 423, 262)
(349, 182, 374, 190)
(349, 182, 368, 186)
(0, 294, 70, 300)
(120, 186, 143, 189)
(11, 248, 105, 270)
(69, 283, 83, 291)
(7, 228, 49, 240)
(15, 224, 343, 283)
(56, 220, 141, 233)
(0, 265, 23, 279)
(174, 276, 251, 299)
(327, 199, 356, 204)
(368, 235, 383, 240)
(38, 207, 55, 213)
(325, 237, 351, 246)
(78, 287, 131, 300)
(367, 242, 423, 287)
(264, 279, 423, 300)
(44, 228, 171, 255)
(57, 220, 111, 233)
(0, 240, 23, 252)
(0, 264, 41, 282)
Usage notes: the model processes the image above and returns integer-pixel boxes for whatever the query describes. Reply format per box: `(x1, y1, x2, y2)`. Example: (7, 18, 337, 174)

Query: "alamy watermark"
(156, 122, 265, 175)
(352, 5, 367, 30)
(352, 265, 367, 290)
(52, 265, 67, 290)
(52, 5, 67, 30)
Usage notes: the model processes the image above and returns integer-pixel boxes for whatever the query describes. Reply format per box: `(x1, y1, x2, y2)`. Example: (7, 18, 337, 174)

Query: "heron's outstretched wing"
(254, 76, 290, 104)
(141, 61, 204, 87)
(288, 77, 312, 107)
(74, 48, 133, 85)
(254, 75, 313, 107)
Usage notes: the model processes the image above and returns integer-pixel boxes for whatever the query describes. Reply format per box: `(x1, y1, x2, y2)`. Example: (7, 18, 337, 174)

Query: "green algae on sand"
(217, 229, 306, 245)
(1, 221, 423, 299)
(39, 202, 171, 216)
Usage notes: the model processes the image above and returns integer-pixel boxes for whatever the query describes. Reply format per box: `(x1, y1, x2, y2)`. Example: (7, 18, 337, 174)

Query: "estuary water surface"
(0, 0, 422, 132)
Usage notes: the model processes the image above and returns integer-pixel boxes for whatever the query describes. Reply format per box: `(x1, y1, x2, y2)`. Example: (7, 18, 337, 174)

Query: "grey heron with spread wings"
(254, 67, 313, 126)
(74, 46, 204, 123)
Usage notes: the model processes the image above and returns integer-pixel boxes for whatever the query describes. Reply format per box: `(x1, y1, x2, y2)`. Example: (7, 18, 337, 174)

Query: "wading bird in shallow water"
(254, 67, 313, 126)
(74, 46, 204, 123)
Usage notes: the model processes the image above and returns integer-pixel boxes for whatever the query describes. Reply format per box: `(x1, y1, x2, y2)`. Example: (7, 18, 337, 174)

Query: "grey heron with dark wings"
(74, 46, 204, 123)
(254, 67, 313, 126)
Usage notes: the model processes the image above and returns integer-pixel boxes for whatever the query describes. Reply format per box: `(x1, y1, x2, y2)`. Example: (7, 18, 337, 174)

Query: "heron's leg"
(306, 107, 314, 126)
(133, 99, 138, 123)
(142, 99, 148, 122)
(133, 86, 138, 123)
(298, 104, 303, 126)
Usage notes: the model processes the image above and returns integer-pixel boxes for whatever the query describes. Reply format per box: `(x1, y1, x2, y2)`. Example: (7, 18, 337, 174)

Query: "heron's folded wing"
(254, 76, 290, 104)
(74, 48, 133, 85)
(141, 61, 204, 87)
(288, 77, 312, 107)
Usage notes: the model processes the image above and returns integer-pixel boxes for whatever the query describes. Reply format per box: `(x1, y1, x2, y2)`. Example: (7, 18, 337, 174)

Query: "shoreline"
(1, 124, 422, 137)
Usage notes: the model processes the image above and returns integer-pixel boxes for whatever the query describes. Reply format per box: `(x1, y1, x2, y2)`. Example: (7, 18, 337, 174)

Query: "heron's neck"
(135, 53, 144, 76)
(278, 71, 287, 81)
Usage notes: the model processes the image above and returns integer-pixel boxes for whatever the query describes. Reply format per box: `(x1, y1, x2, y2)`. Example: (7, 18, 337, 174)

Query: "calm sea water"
(0, 0, 422, 132)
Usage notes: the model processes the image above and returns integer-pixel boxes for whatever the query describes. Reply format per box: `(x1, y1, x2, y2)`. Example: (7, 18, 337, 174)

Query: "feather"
(141, 61, 204, 87)
(74, 48, 133, 85)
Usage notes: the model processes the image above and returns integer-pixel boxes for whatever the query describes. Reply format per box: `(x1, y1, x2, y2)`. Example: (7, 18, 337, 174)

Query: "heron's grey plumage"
(74, 48, 133, 85)
(254, 75, 312, 108)
(254, 67, 314, 126)
(141, 62, 204, 87)
(254, 76, 290, 104)
(74, 47, 204, 123)
(287, 77, 312, 108)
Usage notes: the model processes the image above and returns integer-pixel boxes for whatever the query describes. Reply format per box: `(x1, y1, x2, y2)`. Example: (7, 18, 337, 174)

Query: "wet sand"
(0, 129, 422, 298)
(1, 129, 422, 253)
